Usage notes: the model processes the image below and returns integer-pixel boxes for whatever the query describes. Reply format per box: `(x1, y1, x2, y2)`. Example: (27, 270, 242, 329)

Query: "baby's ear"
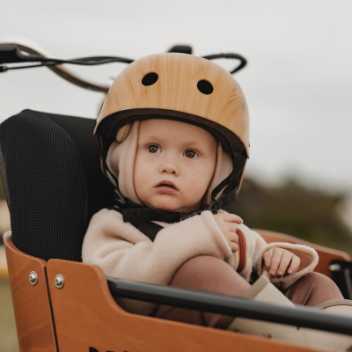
(116, 124, 132, 143)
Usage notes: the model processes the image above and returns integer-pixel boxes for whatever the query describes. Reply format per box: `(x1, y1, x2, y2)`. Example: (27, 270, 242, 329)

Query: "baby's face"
(134, 119, 217, 212)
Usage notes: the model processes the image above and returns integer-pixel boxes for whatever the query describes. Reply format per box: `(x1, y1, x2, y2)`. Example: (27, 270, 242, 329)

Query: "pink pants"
(153, 255, 344, 328)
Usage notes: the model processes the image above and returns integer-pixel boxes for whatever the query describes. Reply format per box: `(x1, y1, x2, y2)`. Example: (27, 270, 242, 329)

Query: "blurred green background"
(0, 172, 18, 352)
(0, 278, 18, 352)
(233, 177, 352, 252)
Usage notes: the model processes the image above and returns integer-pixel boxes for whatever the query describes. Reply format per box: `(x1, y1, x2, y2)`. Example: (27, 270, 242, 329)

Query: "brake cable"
(0, 41, 247, 93)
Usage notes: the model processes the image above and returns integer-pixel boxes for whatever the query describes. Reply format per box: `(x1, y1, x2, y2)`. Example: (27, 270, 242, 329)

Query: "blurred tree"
(229, 177, 352, 253)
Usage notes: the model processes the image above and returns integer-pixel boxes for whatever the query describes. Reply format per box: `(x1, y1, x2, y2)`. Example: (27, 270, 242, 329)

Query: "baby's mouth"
(155, 180, 179, 191)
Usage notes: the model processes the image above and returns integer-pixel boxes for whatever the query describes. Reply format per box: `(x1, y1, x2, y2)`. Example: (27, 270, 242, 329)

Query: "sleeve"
(82, 209, 232, 287)
(227, 224, 319, 290)
(256, 241, 319, 289)
(82, 209, 232, 314)
(229, 224, 268, 280)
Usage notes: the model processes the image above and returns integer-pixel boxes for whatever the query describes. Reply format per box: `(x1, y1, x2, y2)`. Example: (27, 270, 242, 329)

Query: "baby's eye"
(184, 148, 199, 159)
(147, 144, 160, 153)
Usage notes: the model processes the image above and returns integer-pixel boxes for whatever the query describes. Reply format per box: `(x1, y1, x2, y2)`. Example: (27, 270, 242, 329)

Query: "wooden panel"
(258, 229, 351, 276)
(4, 234, 57, 352)
(47, 259, 315, 352)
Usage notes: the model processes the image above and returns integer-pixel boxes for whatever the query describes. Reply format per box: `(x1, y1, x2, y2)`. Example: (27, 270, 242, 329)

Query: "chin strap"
(113, 198, 213, 241)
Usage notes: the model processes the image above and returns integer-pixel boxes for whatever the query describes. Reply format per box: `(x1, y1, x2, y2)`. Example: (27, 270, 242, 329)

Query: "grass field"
(0, 278, 19, 352)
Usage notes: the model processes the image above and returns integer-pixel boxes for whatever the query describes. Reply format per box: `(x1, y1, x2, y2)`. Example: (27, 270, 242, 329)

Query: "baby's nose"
(160, 164, 177, 175)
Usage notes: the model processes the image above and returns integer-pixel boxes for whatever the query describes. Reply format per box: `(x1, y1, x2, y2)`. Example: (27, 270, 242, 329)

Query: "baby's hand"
(214, 211, 243, 253)
(263, 247, 301, 277)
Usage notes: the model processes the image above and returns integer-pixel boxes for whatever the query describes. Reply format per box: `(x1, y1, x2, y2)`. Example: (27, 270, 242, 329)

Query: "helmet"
(95, 52, 250, 207)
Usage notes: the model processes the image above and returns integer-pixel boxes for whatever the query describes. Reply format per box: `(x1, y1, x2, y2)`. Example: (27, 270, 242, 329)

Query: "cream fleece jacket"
(82, 208, 319, 314)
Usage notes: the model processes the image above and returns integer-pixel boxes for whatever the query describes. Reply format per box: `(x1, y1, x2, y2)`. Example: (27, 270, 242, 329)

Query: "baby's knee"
(288, 272, 344, 305)
(303, 272, 338, 290)
(302, 272, 343, 300)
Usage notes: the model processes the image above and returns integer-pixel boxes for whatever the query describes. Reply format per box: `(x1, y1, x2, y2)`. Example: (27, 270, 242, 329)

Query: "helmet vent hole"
(197, 79, 213, 95)
(142, 72, 159, 86)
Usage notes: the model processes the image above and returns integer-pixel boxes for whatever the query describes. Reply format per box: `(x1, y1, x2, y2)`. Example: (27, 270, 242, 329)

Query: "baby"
(82, 53, 351, 350)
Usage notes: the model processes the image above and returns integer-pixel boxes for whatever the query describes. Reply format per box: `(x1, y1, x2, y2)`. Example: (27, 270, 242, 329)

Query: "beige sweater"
(82, 209, 319, 314)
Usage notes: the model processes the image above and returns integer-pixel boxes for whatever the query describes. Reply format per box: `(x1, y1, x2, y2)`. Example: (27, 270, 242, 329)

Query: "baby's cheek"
(190, 178, 210, 201)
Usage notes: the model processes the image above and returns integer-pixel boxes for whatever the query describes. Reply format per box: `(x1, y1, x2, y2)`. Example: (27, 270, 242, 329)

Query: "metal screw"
(55, 274, 65, 289)
(28, 271, 38, 286)
(329, 263, 341, 271)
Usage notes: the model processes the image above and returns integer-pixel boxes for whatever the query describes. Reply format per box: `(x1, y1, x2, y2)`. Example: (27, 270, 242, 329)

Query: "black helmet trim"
(95, 108, 248, 207)
(96, 108, 248, 156)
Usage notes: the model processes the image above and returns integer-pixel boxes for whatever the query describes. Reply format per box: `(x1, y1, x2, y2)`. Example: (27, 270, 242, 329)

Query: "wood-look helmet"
(95, 53, 250, 207)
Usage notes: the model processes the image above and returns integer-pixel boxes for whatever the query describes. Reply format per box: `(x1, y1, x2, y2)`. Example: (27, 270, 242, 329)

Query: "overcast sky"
(2, 1, 352, 192)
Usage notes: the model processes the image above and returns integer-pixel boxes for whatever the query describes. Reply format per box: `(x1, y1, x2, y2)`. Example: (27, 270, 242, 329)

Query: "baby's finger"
(269, 248, 283, 276)
(228, 227, 240, 242)
(230, 242, 239, 253)
(223, 229, 238, 243)
(288, 255, 301, 274)
(221, 211, 243, 224)
(263, 249, 273, 269)
(277, 252, 292, 276)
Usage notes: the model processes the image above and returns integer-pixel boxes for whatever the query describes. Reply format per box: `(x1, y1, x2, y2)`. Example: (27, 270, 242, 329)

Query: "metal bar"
(107, 277, 352, 335)
(344, 268, 352, 298)
(330, 260, 352, 299)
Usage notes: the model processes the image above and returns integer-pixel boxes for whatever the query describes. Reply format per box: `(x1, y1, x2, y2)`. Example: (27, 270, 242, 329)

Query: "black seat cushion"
(0, 110, 114, 261)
